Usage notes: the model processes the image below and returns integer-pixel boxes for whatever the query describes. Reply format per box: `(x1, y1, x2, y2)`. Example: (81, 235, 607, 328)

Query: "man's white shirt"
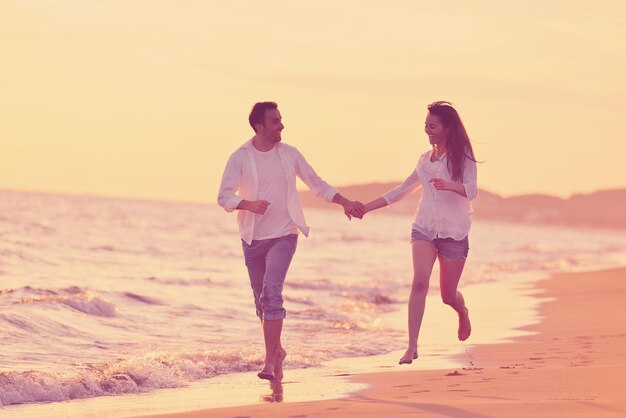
(250, 146, 298, 240)
(218, 139, 338, 245)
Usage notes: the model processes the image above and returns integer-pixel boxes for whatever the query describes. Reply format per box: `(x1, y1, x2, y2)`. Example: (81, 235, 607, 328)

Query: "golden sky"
(1, 0, 624, 202)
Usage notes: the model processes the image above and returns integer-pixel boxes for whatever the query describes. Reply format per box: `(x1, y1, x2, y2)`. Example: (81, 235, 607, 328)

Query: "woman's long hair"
(427, 101, 477, 182)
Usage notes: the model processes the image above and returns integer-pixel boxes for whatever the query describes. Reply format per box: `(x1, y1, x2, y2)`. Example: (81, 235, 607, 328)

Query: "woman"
(361, 101, 478, 365)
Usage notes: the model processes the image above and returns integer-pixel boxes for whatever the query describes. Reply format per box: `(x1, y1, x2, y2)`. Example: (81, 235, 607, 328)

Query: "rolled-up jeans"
(242, 234, 298, 321)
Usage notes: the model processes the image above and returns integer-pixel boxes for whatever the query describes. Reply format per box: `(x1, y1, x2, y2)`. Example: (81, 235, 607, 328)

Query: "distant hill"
(298, 184, 626, 229)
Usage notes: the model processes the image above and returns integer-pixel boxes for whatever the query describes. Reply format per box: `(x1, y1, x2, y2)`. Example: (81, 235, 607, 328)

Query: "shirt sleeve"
(461, 157, 478, 201)
(382, 166, 422, 205)
(294, 149, 338, 203)
(217, 152, 244, 212)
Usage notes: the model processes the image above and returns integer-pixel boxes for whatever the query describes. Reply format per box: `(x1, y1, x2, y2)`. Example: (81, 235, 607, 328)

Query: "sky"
(1, 0, 625, 202)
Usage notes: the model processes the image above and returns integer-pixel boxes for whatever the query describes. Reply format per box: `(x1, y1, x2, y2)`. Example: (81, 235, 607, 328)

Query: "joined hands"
(343, 201, 365, 220)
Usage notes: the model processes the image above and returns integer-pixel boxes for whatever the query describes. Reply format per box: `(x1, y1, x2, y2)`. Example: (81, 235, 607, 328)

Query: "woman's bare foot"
(274, 348, 287, 381)
(458, 307, 471, 341)
(398, 347, 418, 365)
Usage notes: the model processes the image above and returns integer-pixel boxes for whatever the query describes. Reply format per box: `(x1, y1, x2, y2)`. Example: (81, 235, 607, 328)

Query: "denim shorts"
(241, 234, 298, 321)
(411, 229, 469, 260)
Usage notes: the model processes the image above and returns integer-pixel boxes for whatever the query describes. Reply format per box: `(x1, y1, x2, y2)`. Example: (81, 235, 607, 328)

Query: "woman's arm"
(462, 158, 478, 200)
(428, 178, 467, 197)
(363, 197, 389, 215)
(362, 166, 422, 216)
(429, 157, 477, 199)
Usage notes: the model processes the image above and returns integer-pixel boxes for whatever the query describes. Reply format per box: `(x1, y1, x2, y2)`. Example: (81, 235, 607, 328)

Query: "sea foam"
(0, 349, 321, 406)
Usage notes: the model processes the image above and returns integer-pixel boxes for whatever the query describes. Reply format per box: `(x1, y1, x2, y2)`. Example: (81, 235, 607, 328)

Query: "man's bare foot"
(257, 370, 275, 380)
(458, 307, 471, 341)
(274, 348, 287, 381)
(258, 358, 276, 381)
(398, 347, 418, 365)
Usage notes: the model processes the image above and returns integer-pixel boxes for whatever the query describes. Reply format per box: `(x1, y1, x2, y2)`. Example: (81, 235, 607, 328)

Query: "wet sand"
(140, 267, 626, 417)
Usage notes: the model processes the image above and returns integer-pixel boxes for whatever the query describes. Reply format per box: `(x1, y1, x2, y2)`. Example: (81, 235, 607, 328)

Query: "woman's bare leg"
(439, 256, 471, 341)
(399, 240, 438, 364)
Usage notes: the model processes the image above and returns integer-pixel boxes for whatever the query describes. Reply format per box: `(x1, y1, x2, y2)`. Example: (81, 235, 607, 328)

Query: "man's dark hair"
(248, 102, 278, 132)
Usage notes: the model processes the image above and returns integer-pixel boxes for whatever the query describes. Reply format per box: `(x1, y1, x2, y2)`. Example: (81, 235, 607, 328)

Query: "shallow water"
(1, 189, 625, 408)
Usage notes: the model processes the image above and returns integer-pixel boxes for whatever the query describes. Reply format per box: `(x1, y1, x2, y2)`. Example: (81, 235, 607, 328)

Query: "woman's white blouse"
(382, 150, 478, 240)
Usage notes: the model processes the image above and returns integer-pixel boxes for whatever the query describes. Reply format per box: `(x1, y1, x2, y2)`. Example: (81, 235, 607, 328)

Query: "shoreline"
(1, 271, 543, 418)
(141, 267, 626, 418)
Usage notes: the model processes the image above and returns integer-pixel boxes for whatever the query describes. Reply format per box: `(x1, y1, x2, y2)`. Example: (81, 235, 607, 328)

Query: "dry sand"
(141, 267, 626, 418)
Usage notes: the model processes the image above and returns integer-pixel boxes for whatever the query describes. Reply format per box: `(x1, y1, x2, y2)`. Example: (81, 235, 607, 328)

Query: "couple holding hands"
(218, 100, 478, 381)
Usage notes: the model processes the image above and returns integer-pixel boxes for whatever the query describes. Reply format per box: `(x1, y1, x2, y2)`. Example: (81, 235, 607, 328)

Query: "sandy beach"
(141, 267, 626, 418)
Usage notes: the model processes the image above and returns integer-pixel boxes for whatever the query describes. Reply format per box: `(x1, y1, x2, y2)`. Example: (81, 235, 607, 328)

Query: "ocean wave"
(336, 298, 396, 314)
(283, 294, 314, 305)
(0, 249, 58, 265)
(89, 245, 118, 252)
(539, 257, 582, 271)
(0, 349, 321, 406)
(339, 233, 367, 242)
(362, 292, 396, 305)
(14, 287, 117, 317)
(287, 279, 396, 298)
(123, 292, 163, 305)
(26, 221, 56, 234)
(145, 276, 213, 287)
(88, 245, 147, 256)
(286, 278, 347, 292)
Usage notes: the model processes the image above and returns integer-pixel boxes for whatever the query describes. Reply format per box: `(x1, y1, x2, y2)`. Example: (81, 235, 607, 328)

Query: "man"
(218, 102, 363, 381)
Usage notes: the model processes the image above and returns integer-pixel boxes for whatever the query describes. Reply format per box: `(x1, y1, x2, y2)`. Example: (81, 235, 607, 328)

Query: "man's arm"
(217, 153, 245, 212)
(237, 199, 270, 214)
(332, 193, 365, 220)
(292, 148, 363, 219)
(293, 149, 339, 202)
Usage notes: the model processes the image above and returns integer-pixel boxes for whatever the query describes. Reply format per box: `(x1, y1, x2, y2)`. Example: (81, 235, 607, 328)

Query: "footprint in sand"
(446, 371, 464, 376)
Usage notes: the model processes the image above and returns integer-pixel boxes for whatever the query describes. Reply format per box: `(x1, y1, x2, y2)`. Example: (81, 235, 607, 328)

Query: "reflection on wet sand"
(261, 381, 284, 403)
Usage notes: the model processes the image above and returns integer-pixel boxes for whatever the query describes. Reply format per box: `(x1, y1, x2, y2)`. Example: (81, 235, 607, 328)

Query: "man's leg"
(258, 234, 297, 380)
(242, 239, 269, 321)
(258, 319, 287, 381)
(259, 318, 283, 379)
